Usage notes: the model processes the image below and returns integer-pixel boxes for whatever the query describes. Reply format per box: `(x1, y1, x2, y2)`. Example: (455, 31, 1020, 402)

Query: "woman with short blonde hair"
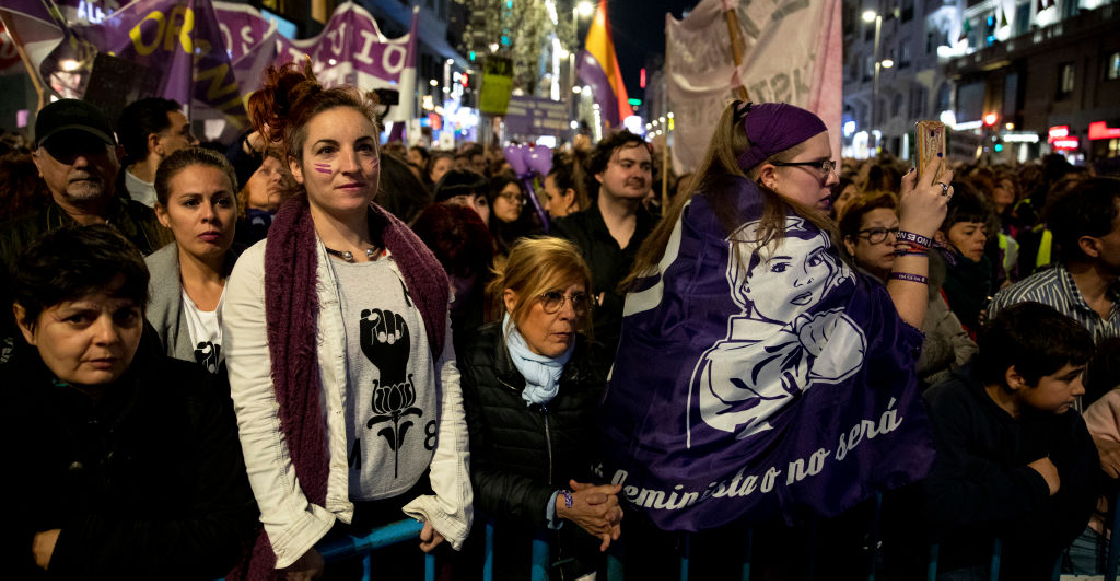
(461, 236, 619, 580)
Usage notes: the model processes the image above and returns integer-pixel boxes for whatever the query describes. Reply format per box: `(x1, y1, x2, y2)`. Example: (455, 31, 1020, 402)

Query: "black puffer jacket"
(459, 321, 609, 580)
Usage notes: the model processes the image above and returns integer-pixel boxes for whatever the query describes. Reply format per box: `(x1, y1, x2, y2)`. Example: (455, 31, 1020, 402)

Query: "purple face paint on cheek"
(313, 163, 332, 175)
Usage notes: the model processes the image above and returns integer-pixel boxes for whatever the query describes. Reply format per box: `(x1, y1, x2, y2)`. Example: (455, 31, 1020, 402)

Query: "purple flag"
(211, 2, 278, 96)
(95, 0, 248, 134)
(278, 2, 417, 121)
(575, 49, 618, 127)
(602, 176, 935, 531)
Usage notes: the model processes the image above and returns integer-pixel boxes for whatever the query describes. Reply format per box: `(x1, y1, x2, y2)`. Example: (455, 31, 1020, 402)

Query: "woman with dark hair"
(935, 181, 995, 336)
(412, 202, 495, 357)
(840, 191, 977, 388)
(487, 173, 543, 257)
(235, 148, 289, 247)
(544, 162, 585, 218)
(375, 152, 432, 226)
(0, 152, 50, 222)
(3, 224, 258, 578)
(830, 174, 860, 221)
(223, 62, 471, 578)
(604, 101, 950, 577)
(434, 168, 490, 225)
(460, 237, 618, 580)
(147, 147, 240, 374)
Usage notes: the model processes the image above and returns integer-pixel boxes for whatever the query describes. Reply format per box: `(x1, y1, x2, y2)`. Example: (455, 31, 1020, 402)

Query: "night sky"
(607, 0, 698, 101)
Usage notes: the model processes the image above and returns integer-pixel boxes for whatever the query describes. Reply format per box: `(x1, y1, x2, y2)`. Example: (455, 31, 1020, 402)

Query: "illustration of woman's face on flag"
(728, 218, 846, 322)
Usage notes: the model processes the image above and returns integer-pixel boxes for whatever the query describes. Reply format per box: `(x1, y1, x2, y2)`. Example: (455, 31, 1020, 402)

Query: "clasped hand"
(558, 479, 623, 551)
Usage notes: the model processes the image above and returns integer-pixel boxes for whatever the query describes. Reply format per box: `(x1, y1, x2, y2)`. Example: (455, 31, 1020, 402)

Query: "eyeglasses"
(540, 291, 590, 315)
(856, 226, 900, 244)
(499, 191, 525, 205)
(772, 160, 839, 175)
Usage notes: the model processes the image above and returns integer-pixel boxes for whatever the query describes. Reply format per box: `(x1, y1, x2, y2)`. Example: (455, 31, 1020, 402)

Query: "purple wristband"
(888, 272, 929, 284)
(896, 231, 934, 248)
(561, 490, 573, 508)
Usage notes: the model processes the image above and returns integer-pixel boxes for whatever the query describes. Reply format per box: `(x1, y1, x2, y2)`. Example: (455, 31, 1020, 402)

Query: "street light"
(578, 1, 594, 18)
(880, 59, 894, 69)
(865, 9, 883, 156)
(572, 86, 582, 94)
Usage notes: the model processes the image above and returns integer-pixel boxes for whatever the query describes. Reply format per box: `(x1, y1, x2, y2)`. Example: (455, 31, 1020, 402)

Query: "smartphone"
(915, 120, 946, 183)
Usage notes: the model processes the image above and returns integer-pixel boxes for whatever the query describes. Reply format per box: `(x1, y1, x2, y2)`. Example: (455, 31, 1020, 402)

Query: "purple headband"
(735, 102, 828, 171)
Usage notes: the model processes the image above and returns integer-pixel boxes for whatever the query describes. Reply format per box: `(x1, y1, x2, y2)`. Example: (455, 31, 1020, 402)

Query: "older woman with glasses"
(840, 190, 976, 388)
(839, 190, 901, 281)
(459, 237, 619, 581)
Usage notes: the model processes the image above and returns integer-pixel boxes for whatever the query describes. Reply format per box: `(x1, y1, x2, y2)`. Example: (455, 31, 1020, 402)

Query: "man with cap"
(0, 99, 165, 339)
(0, 99, 165, 256)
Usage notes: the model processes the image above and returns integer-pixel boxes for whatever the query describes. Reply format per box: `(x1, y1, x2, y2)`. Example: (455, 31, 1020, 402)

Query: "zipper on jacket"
(543, 403, 553, 485)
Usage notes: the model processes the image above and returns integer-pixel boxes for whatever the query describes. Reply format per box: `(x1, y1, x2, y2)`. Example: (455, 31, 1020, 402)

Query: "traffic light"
(983, 112, 998, 127)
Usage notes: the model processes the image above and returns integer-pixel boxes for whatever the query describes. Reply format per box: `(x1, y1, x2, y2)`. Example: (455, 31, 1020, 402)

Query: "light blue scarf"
(504, 312, 573, 407)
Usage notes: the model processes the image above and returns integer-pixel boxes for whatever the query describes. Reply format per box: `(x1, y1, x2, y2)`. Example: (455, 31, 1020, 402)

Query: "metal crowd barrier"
(300, 488, 1120, 580)
(315, 518, 435, 581)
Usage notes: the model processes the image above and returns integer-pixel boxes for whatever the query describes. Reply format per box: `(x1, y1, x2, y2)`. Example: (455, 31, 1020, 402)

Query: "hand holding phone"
(916, 120, 946, 184)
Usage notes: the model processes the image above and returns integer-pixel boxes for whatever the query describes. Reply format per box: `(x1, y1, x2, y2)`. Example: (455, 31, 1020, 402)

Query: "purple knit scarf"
(233, 195, 449, 579)
(735, 102, 828, 171)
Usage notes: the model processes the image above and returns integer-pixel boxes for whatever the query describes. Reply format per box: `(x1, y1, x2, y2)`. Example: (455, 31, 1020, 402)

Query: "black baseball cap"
(34, 98, 116, 148)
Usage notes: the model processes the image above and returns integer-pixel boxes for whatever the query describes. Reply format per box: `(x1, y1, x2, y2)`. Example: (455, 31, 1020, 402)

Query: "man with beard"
(990, 178, 1120, 346)
(552, 130, 656, 359)
(0, 99, 165, 337)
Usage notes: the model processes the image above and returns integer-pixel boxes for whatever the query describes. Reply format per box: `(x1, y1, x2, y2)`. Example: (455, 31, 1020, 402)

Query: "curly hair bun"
(245, 59, 378, 165)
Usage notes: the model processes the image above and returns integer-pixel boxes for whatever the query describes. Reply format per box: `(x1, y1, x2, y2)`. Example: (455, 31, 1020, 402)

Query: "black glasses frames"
(771, 160, 839, 174)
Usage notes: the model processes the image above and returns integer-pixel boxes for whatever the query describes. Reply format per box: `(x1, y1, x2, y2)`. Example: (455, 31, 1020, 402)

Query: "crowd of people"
(2, 61, 1120, 580)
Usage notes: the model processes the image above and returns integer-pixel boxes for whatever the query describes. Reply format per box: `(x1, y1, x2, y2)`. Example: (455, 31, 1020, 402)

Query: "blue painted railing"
(315, 519, 435, 581)
(315, 488, 1120, 580)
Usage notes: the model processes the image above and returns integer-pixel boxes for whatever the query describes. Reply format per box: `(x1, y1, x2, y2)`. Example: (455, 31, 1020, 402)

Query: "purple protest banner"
(603, 176, 936, 531)
(278, 2, 417, 121)
(503, 95, 569, 137)
(211, 1, 277, 96)
(95, 0, 247, 135)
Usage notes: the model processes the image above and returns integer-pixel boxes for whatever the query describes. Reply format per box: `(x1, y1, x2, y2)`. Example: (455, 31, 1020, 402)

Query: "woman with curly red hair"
(223, 62, 471, 579)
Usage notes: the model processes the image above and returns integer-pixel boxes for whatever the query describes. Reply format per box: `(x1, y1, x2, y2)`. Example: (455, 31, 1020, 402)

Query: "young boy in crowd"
(888, 302, 1099, 579)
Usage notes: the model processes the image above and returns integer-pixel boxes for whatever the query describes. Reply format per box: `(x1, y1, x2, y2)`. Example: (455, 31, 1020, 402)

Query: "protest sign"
(666, 0, 843, 175)
(3, 1, 418, 134)
(479, 56, 513, 115)
(277, 3, 417, 122)
(503, 95, 568, 136)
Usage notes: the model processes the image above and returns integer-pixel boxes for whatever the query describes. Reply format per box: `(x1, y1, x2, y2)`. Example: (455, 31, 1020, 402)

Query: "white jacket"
(222, 238, 472, 569)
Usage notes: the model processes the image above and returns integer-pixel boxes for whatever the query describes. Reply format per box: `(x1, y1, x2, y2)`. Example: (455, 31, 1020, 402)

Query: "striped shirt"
(988, 263, 1120, 345)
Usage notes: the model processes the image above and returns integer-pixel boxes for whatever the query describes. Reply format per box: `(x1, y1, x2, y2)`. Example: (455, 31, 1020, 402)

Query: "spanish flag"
(576, 0, 633, 128)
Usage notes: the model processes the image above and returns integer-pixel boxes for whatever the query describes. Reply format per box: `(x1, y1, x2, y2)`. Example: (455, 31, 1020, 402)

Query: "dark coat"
(0, 335, 259, 579)
(885, 361, 1099, 579)
(0, 197, 167, 340)
(459, 321, 609, 580)
(551, 203, 656, 360)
